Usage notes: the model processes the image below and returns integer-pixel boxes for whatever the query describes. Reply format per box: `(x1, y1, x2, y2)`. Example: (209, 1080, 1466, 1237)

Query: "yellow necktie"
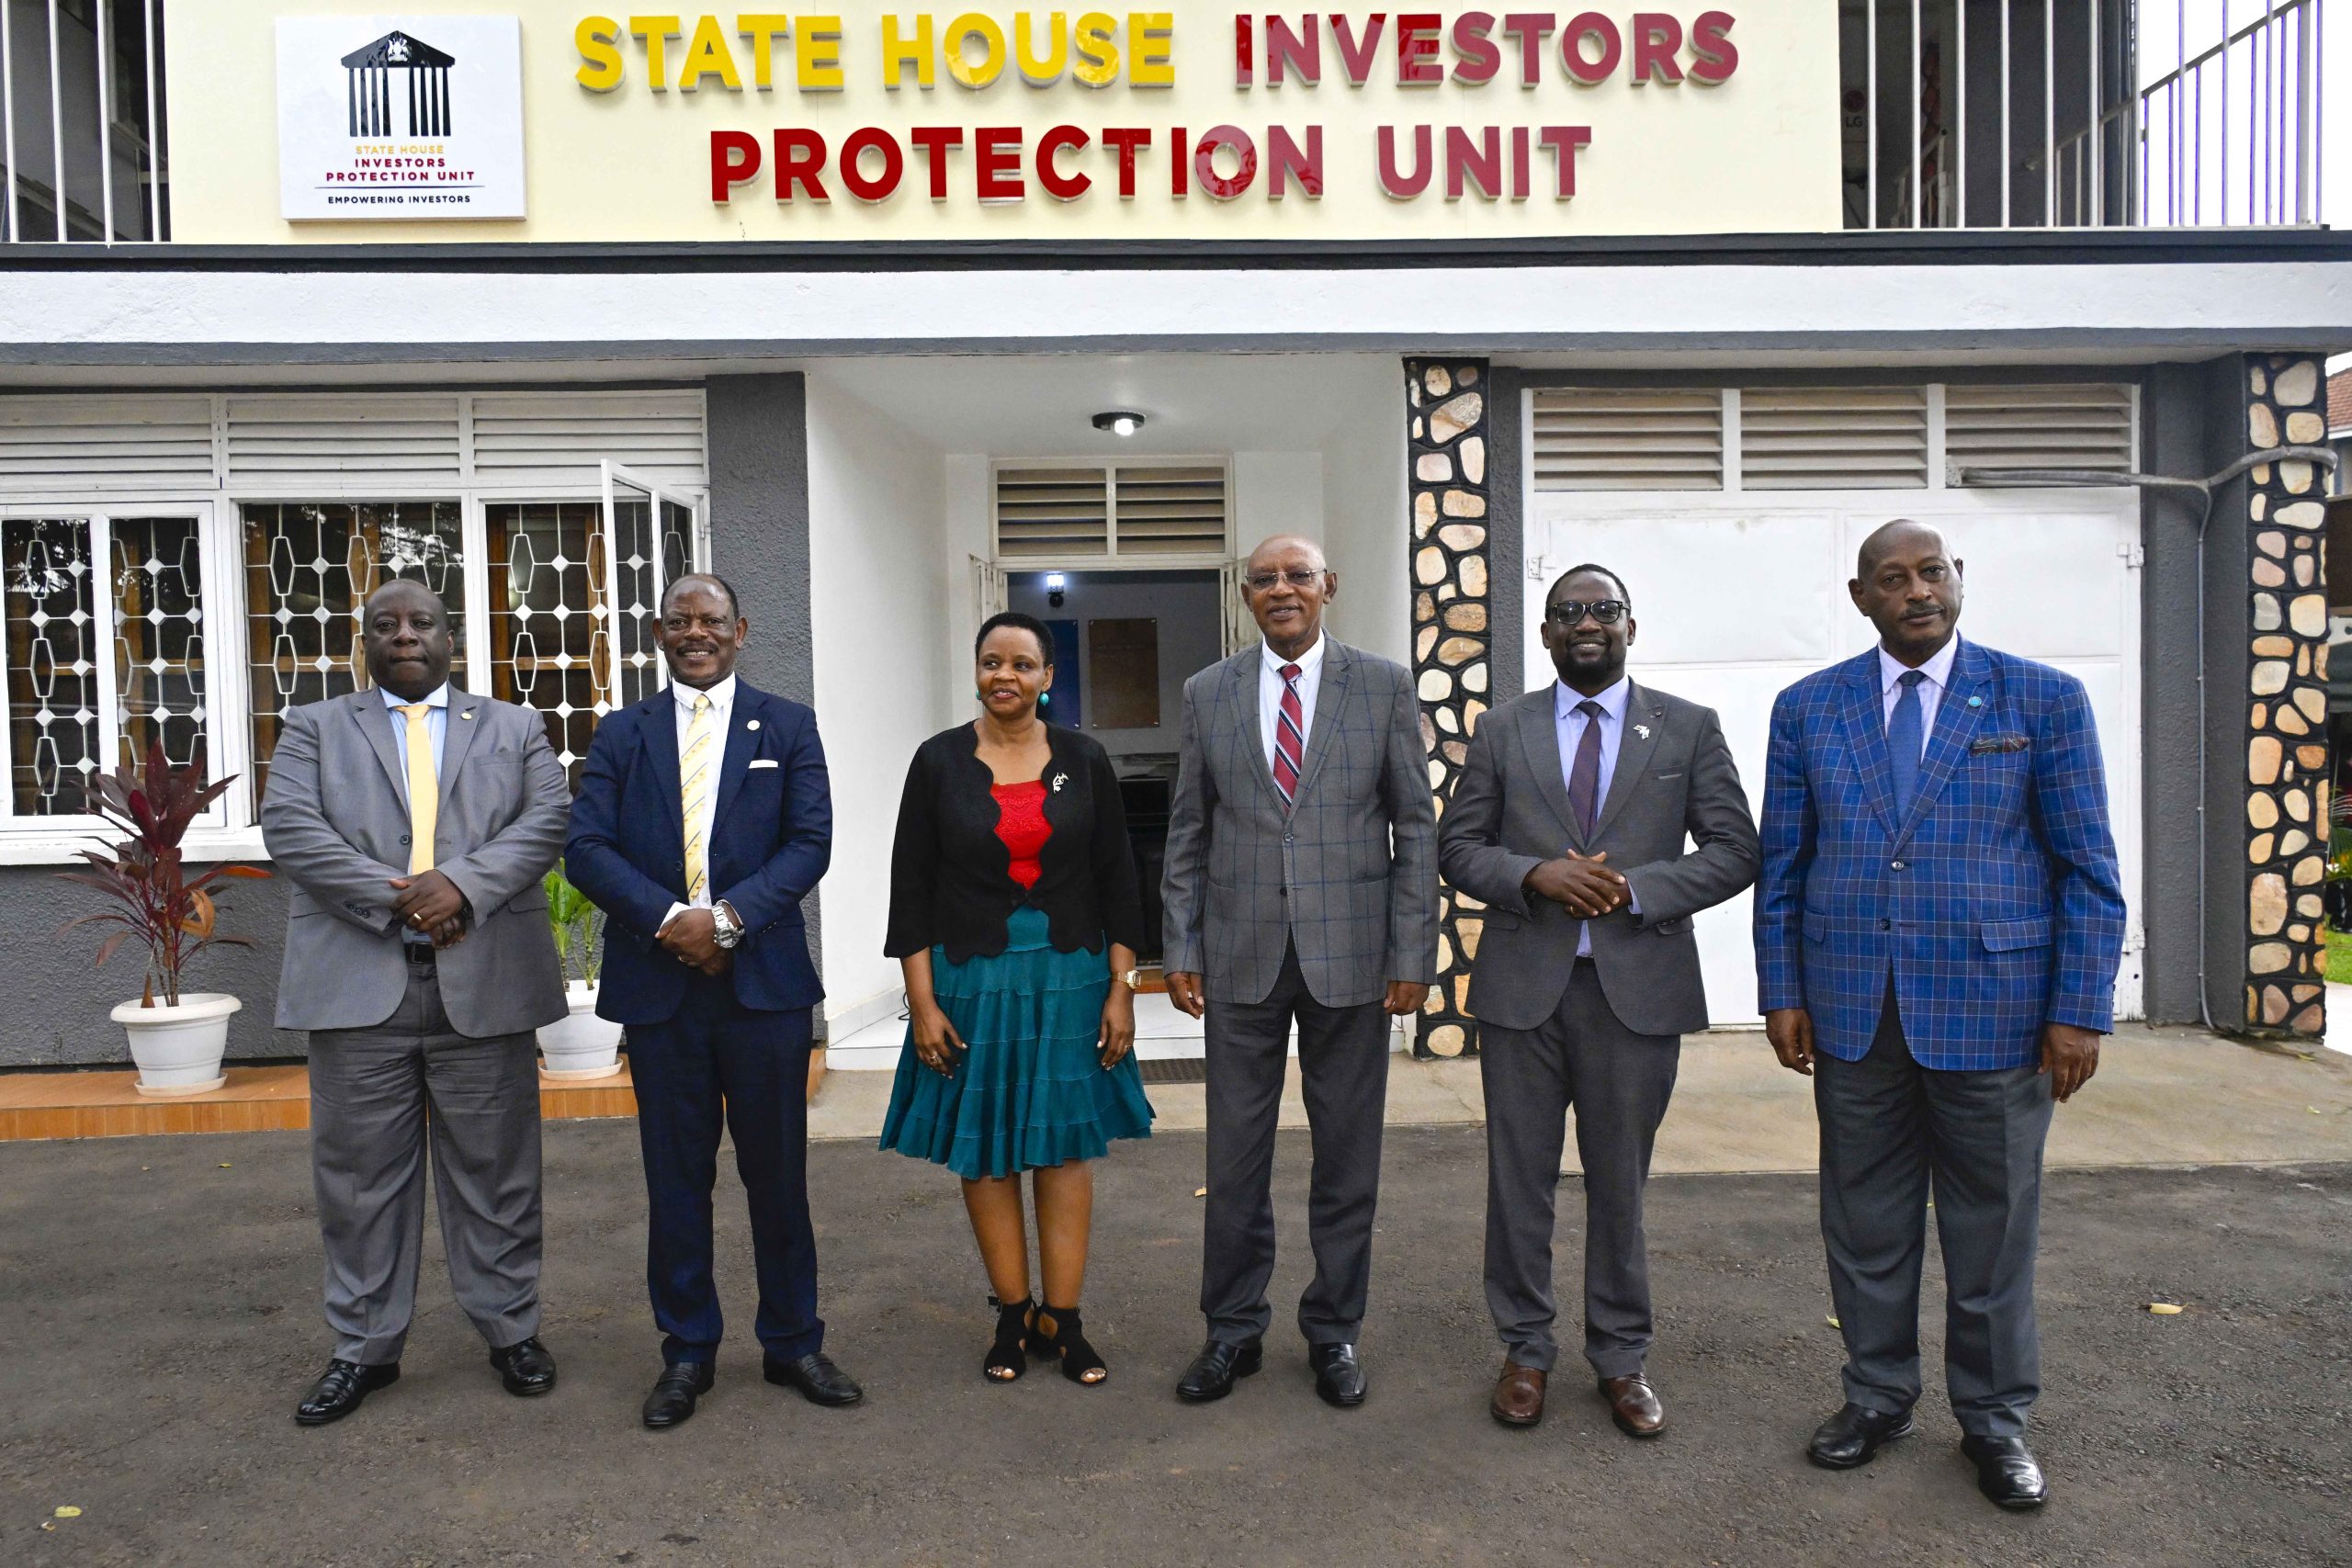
(681, 694, 716, 903)
(399, 704, 436, 875)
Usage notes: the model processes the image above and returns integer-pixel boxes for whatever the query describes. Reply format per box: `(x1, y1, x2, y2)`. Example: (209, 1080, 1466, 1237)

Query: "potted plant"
(537, 860, 624, 1079)
(57, 741, 270, 1096)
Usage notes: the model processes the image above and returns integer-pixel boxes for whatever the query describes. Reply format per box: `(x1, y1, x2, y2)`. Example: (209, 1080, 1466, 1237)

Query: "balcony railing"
(1846, 0, 2324, 229)
(1, 0, 166, 243)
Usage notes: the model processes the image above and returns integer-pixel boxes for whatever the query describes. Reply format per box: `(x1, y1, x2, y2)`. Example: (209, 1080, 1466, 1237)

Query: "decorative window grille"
(2, 511, 209, 820)
(240, 502, 467, 806)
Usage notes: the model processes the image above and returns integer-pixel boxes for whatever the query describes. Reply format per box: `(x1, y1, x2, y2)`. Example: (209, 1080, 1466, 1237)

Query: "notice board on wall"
(1088, 618, 1160, 729)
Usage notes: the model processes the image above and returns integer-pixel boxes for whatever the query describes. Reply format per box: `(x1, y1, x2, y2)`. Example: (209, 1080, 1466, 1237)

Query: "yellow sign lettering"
(738, 13, 791, 90)
(628, 15, 682, 91)
(797, 14, 844, 90)
(678, 13, 742, 89)
(575, 15, 626, 90)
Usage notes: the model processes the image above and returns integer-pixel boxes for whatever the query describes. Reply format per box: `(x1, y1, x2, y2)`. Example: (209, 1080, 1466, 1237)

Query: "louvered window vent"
(992, 461, 1229, 560)
(1531, 389, 1723, 491)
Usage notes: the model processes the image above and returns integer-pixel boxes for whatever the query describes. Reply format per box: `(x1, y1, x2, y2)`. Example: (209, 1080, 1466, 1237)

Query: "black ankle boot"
(1034, 1304, 1107, 1386)
(984, 1295, 1035, 1382)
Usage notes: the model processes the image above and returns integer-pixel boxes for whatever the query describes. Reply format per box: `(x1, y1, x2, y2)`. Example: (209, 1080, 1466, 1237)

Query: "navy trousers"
(627, 975, 822, 1367)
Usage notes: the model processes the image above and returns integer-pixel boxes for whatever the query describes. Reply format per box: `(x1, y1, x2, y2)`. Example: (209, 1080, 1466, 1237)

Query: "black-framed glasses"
(1244, 568, 1328, 592)
(1546, 599, 1628, 626)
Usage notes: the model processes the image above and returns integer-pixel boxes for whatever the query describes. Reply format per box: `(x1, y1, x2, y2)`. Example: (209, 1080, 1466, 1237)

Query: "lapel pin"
(747, 719, 761, 730)
(460, 709, 474, 720)
(1968, 696, 1983, 708)
(1052, 772, 1069, 793)
(1634, 724, 1651, 740)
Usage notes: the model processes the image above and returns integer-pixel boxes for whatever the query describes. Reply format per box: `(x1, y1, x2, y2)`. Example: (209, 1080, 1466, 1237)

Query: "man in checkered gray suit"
(1162, 534, 1439, 1409)
(1757, 520, 2125, 1511)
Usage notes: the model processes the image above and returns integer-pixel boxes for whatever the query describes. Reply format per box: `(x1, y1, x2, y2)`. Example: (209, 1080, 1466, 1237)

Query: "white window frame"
(0, 497, 235, 863)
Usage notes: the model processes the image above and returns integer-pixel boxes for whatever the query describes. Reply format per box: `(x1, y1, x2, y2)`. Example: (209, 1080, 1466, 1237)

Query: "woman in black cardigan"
(878, 612, 1154, 1385)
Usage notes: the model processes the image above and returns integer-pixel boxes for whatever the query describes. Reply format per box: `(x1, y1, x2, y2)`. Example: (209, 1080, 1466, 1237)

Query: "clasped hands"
(1523, 849, 1629, 919)
(657, 907, 734, 977)
(388, 869, 469, 949)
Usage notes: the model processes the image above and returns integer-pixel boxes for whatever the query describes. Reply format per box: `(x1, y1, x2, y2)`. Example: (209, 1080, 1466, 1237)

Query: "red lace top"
(990, 780, 1052, 891)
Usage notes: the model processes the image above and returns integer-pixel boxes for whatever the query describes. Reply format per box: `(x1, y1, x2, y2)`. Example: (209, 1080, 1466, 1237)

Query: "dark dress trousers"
(1755, 641, 2126, 1436)
(565, 680, 831, 1367)
(1439, 681, 1758, 1376)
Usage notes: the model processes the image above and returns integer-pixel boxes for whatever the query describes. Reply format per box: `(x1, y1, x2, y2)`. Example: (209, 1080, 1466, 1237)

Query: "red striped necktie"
(1272, 662, 1306, 807)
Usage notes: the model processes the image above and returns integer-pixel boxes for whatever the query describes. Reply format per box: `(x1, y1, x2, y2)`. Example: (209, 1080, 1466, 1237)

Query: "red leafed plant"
(55, 739, 272, 1008)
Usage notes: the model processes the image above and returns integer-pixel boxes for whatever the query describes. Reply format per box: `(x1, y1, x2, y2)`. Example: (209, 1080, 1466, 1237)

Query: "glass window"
(242, 502, 465, 805)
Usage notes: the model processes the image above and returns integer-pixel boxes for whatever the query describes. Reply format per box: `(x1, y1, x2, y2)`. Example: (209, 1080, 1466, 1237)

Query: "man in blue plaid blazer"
(1756, 520, 2124, 1512)
(1163, 534, 1439, 1410)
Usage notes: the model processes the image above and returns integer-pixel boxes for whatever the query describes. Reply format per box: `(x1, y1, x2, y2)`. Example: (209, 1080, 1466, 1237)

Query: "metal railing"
(1, 0, 168, 243)
(1849, 0, 2324, 230)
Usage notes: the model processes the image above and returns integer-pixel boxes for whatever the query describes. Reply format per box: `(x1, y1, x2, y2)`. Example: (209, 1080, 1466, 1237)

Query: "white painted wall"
(807, 377, 951, 1040)
(1317, 371, 1414, 667)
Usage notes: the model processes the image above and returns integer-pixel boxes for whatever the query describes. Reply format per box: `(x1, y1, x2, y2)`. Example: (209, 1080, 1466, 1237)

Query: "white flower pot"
(539, 982, 625, 1079)
(112, 992, 241, 1097)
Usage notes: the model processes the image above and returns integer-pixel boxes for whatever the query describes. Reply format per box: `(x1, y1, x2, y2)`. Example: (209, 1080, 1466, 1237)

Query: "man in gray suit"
(261, 580, 571, 1426)
(1439, 563, 1758, 1434)
(1163, 533, 1439, 1408)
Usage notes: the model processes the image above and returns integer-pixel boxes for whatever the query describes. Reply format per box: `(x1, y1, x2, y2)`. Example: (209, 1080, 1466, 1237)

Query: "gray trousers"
(1813, 986, 2054, 1438)
(1480, 961, 1680, 1379)
(308, 955, 544, 1366)
(1201, 937, 1391, 1347)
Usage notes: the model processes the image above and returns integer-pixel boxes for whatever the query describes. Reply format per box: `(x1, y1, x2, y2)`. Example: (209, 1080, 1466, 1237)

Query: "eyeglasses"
(1244, 568, 1328, 592)
(1545, 599, 1629, 626)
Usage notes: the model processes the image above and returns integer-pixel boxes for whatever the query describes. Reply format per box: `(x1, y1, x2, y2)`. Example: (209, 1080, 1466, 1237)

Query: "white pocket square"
(748, 759, 781, 771)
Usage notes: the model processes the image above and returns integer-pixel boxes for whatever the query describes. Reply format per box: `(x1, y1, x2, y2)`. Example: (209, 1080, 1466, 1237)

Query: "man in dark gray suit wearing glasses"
(1162, 534, 1438, 1410)
(1441, 563, 1758, 1435)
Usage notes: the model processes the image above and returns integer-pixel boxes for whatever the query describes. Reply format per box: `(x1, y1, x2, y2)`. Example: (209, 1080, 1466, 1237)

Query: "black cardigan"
(886, 723, 1147, 964)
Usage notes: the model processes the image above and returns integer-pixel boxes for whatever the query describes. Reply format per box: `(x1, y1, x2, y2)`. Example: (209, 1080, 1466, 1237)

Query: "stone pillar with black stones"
(2241, 354, 2332, 1038)
(1405, 357, 1492, 1059)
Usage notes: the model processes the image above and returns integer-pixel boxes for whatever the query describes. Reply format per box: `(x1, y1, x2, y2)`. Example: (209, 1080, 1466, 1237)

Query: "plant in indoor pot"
(56, 740, 271, 1097)
(537, 859, 624, 1079)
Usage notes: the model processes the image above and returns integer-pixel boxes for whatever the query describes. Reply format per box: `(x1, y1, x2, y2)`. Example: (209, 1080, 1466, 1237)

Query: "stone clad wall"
(1405, 357, 1492, 1058)
(2241, 354, 2331, 1036)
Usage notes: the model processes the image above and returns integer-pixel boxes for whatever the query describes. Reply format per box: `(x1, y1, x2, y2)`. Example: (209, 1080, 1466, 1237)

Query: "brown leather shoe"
(1490, 1362, 1547, 1427)
(1600, 1372, 1667, 1438)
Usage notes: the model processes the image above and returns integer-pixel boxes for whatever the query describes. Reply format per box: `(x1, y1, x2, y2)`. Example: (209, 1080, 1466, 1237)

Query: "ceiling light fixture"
(1092, 411, 1147, 437)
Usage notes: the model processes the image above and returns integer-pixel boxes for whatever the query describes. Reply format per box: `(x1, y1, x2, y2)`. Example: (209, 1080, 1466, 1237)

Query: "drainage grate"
(1139, 1057, 1208, 1085)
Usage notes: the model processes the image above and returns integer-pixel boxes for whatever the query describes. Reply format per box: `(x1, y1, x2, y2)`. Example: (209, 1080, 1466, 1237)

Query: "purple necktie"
(1567, 699, 1603, 837)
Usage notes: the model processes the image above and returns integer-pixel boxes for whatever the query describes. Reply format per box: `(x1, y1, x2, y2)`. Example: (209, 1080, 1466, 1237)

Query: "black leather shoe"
(1806, 1402, 1917, 1469)
(1175, 1338, 1263, 1403)
(763, 1351, 865, 1407)
(1962, 1435, 2050, 1509)
(1309, 1343, 1368, 1408)
(490, 1336, 557, 1396)
(641, 1361, 715, 1430)
(294, 1359, 399, 1427)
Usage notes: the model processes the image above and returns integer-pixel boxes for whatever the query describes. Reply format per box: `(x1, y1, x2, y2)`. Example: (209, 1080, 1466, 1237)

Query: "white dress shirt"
(1258, 633, 1329, 773)
(1877, 635, 1962, 758)
(1553, 675, 1636, 957)
(664, 673, 737, 927)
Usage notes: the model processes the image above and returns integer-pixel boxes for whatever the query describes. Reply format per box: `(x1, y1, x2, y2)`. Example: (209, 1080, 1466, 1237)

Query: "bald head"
(1856, 518, 1948, 578)
(1849, 517, 1962, 666)
(362, 577, 454, 700)
(1246, 533, 1328, 575)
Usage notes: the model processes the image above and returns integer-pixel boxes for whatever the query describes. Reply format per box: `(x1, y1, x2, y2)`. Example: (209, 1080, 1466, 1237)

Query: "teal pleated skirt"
(878, 907, 1155, 1179)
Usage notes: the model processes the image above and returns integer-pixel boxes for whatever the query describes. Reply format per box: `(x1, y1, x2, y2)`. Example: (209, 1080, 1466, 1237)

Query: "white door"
(1527, 491, 2145, 1026)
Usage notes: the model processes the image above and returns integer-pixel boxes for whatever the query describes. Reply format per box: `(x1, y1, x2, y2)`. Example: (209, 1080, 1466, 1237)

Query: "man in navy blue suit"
(1756, 520, 2124, 1510)
(566, 573, 863, 1429)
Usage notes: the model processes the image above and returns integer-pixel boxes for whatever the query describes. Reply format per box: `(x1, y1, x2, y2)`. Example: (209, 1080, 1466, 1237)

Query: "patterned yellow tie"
(681, 693, 716, 903)
(398, 704, 436, 875)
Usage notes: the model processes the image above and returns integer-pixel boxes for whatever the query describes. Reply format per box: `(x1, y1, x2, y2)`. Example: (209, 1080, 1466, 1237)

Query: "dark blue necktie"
(1887, 670, 1927, 818)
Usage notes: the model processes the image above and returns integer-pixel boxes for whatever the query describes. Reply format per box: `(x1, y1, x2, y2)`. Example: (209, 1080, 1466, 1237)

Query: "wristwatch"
(711, 900, 743, 950)
(1117, 967, 1143, 990)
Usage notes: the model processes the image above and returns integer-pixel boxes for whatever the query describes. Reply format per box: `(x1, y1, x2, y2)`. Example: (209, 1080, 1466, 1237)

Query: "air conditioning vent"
(470, 390, 707, 491)
(1531, 389, 1723, 491)
(1945, 383, 2133, 479)
(1114, 464, 1227, 556)
(224, 394, 462, 491)
(1740, 387, 1928, 490)
(993, 461, 1230, 560)
(0, 396, 216, 492)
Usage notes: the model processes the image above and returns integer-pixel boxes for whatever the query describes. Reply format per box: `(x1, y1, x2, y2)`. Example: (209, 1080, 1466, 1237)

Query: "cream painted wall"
(807, 376, 951, 1035)
(171, 2, 1841, 243)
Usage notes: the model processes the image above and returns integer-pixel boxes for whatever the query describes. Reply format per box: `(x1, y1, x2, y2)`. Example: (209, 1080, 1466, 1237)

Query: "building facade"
(1, 1, 2346, 1066)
